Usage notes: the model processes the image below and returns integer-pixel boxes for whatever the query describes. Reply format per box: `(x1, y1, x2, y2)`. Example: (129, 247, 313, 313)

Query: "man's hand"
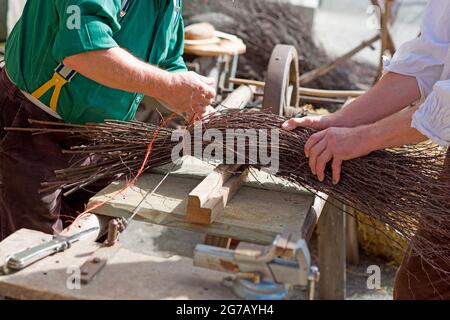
(282, 106, 429, 184)
(282, 115, 373, 184)
(64, 49, 216, 119)
(282, 114, 335, 131)
(160, 71, 216, 118)
(303, 127, 373, 185)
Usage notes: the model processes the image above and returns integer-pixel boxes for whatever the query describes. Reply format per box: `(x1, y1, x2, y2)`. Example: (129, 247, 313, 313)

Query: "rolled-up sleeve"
(160, 0, 187, 72)
(52, 0, 122, 62)
(161, 17, 188, 72)
(384, 0, 450, 101)
(412, 79, 450, 146)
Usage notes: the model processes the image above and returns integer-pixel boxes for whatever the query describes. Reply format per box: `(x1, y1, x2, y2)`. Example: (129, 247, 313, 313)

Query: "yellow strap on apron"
(31, 0, 133, 112)
(31, 72, 68, 112)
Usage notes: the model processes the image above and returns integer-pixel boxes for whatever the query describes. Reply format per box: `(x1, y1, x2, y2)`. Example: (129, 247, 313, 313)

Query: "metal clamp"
(193, 229, 319, 300)
(79, 218, 128, 284)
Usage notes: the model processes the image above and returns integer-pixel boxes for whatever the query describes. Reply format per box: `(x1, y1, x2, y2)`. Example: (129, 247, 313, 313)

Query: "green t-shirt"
(5, 0, 186, 124)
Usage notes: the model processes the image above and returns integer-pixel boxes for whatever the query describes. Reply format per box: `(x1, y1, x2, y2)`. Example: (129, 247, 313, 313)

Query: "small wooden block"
(187, 165, 247, 224)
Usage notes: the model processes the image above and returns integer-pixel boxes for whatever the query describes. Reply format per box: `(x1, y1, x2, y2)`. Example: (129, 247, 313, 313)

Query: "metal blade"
(66, 227, 100, 244)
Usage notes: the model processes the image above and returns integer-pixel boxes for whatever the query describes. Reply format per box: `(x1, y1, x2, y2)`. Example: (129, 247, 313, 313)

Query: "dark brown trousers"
(0, 68, 107, 241)
(394, 149, 450, 300)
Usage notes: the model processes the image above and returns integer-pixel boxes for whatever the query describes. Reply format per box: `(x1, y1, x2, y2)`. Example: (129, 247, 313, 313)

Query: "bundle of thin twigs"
(9, 110, 450, 278)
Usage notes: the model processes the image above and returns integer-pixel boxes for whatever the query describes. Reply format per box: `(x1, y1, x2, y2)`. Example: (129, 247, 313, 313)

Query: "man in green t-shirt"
(0, 0, 215, 240)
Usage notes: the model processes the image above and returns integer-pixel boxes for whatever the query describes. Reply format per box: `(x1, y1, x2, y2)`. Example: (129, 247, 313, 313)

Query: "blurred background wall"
(0, 0, 7, 41)
(0, 0, 26, 41)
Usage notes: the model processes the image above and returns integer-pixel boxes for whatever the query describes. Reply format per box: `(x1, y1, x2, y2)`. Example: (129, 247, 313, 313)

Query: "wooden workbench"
(91, 158, 315, 245)
(89, 159, 346, 299)
(0, 159, 346, 300)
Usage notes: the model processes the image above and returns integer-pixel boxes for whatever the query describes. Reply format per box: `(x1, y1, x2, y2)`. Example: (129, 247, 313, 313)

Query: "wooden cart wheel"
(262, 45, 300, 116)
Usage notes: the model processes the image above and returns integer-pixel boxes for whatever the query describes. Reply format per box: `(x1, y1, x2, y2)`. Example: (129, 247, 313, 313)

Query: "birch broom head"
(8, 109, 450, 282)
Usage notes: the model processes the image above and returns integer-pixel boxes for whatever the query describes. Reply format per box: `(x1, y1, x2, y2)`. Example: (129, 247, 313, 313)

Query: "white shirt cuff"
(411, 81, 450, 146)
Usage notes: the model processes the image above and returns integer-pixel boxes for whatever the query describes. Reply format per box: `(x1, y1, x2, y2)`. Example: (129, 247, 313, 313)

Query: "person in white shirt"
(283, 0, 450, 299)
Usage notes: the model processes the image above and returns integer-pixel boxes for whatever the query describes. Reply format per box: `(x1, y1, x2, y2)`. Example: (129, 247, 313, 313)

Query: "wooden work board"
(86, 160, 346, 300)
(90, 165, 315, 245)
(0, 229, 237, 300)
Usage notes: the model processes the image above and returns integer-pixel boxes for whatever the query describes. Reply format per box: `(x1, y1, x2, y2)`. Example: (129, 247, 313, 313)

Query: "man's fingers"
(282, 118, 313, 131)
(200, 106, 216, 119)
(316, 149, 333, 182)
(191, 91, 214, 112)
(304, 130, 327, 158)
(199, 75, 215, 87)
(193, 103, 208, 115)
(197, 96, 213, 108)
(201, 85, 216, 100)
(308, 138, 327, 176)
(196, 75, 216, 99)
(192, 101, 215, 116)
(332, 158, 343, 185)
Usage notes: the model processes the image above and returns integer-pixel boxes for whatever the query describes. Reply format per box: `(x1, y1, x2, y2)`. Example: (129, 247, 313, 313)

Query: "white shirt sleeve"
(384, 0, 450, 101)
(412, 79, 450, 146)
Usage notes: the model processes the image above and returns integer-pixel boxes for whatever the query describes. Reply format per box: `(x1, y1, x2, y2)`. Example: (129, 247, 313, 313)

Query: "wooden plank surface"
(153, 157, 310, 194)
(301, 193, 328, 241)
(188, 164, 243, 209)
(0, 229, 237, 300)
(187, 169, 246, 225)
(90, 173, 314, 245)
(345, 206, 360, 265)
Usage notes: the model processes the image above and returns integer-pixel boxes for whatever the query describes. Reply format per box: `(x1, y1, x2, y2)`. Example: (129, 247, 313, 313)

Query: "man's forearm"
(63, 48, 171, 99)
(331, 72, 421, 128)
(363, 106, 427, 151)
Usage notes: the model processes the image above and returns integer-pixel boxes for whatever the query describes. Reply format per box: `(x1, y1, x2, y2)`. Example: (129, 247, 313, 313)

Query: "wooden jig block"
(187, 164, 247, 224)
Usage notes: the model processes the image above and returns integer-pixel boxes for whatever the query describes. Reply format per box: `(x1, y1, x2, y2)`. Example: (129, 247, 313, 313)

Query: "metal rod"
(228, 78, 365, 98)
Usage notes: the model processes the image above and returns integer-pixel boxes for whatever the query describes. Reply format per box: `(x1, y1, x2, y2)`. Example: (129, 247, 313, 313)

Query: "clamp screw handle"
(307, 266, 320, 300)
